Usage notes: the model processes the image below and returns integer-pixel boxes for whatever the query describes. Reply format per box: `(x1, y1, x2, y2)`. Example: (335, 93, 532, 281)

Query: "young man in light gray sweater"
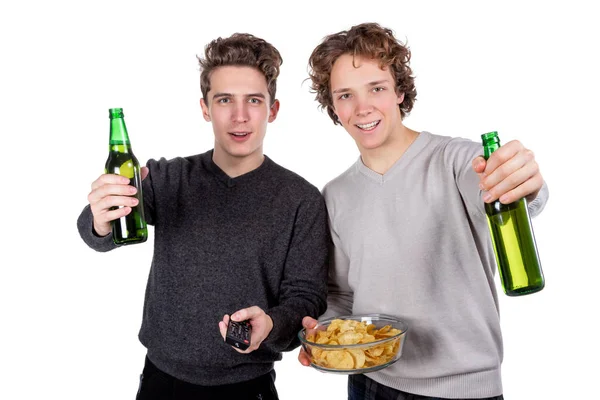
(298, 23, 549, 399)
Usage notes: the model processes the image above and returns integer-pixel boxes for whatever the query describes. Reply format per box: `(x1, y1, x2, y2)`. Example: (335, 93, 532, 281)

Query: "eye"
(338, 93, 351, 100)
(248, 98, 262, 104)
(217, 98, 230, 104)
(373, 86, 385, 93)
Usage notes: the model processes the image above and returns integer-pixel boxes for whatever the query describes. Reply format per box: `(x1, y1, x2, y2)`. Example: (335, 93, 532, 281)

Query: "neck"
(212, 147, 265, 178)
(360, 124, 419, 175)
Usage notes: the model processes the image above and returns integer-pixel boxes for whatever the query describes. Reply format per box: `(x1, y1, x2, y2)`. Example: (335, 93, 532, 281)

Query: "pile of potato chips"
(305, 319, 403, 370)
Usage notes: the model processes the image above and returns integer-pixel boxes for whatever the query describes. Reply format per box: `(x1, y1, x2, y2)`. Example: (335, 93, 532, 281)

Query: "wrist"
(93, 221, 111, 237)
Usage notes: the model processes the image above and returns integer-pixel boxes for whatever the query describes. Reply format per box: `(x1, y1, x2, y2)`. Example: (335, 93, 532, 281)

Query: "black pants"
(348, 374, 503, 400)
(136, 357, 279, 400)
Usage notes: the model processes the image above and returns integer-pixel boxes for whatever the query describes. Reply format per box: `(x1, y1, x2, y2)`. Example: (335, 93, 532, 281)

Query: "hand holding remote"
(219, 306, 274, 353)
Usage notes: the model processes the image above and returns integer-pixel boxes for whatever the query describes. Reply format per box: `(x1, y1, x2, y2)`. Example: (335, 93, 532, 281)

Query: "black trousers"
(136, 357, 279, 400)
(348, 374, 503, 400)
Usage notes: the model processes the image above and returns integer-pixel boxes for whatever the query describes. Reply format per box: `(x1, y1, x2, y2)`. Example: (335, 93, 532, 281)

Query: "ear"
(397, 92, 405, 104)
(200, 98, 211, 122)
(268, 99, 280, 123)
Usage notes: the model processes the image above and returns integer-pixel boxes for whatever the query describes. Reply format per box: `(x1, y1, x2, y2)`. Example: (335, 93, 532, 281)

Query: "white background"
(1, 0, 597, 398)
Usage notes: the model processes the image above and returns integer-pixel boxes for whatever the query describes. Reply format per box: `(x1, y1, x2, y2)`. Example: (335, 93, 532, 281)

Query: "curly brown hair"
(198, 33, 282, 106)
(308, 23, 417, 125)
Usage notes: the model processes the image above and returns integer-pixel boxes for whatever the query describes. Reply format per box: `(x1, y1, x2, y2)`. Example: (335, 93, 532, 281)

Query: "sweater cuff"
(77, 205, 117, 252)
(263, 307, 301, 353)
(527, 180, 549, 218)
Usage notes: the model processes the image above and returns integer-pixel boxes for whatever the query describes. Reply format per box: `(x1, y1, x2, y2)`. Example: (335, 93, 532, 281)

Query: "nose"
(232, 103, 249, 123)
(354, 95, 373, 117)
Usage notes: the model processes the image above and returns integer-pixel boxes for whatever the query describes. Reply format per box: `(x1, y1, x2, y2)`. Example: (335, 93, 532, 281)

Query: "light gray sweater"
(322, 131, 548, 398)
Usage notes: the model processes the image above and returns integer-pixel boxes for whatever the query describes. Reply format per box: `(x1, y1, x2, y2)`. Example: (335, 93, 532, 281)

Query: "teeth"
(356, 121, 379, 129)
(231, 132, 249, 136)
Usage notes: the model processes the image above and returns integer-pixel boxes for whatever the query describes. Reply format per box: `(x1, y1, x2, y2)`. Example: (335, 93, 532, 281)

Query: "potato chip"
(348, 349, 366, 368)
(325, 350, 354, 369)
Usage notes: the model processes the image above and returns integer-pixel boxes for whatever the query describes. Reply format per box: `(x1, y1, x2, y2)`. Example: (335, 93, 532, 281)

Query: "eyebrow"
(212, 92, 267, 99)
(332, 80, 391, 94)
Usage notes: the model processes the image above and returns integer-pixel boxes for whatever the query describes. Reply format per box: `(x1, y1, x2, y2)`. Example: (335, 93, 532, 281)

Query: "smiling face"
(330, 54, 405, 153)
(200, 65, 279, 169)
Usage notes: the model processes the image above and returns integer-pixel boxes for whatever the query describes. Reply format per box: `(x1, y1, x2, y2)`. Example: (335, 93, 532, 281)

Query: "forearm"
(321, 290, 353, 320)
(264, 288, 327, 352)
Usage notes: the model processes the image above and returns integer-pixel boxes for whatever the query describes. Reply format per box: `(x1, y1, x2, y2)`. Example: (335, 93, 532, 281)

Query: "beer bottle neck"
(481, 131, 500, 160)
(109, 117, 132, 151)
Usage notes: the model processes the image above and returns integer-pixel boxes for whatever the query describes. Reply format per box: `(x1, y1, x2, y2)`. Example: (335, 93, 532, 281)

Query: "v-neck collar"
(355, 131, 432, 184)
(201, 150, 271, 188)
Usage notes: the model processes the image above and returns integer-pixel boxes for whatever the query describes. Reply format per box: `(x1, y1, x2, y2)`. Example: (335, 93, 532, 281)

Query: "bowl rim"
(297, 313, 408, 350)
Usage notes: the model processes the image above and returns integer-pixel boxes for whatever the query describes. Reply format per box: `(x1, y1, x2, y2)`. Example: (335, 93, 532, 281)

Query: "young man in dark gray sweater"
(77, 33, 329, 399)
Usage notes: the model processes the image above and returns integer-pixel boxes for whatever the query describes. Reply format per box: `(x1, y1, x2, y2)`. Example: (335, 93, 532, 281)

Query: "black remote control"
(225, 318, 252, 350)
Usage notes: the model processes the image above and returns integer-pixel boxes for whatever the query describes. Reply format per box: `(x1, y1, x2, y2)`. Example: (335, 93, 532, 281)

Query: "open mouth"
(229, 132, 251, 141)
(355, 120, 380, 131)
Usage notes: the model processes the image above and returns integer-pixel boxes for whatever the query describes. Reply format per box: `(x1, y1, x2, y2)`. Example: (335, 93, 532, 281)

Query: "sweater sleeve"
(76, 204, 118, 252)
(320, 226, 354, 320)
(262, 193, 329, 353)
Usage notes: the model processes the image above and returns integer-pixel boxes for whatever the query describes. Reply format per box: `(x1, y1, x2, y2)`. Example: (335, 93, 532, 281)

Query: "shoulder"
(265, 156, 324, 202)
(322, 160, 359, 203)
(146, 153, 203, 174)
(422, 131, 481, 165)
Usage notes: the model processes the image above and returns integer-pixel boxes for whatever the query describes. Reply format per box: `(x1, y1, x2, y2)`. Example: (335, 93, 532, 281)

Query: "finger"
(93, 206, 133, 225)
(483, 162, 540, 203)
(88, 184, 137, 205)
(231, 306, 262, 322)
(91, 196, 139, 217)
(302, 316, 318, 329)
(482, 140, 524, 176)
(298, 349, 312, 366)
(481, 149, 533, 192)
(471, 156, 486, 174)
(91, 174, 131, 191)
(218, 320, 227, 340)
(141, 166, 149, 181)
(497, 173, 543, 204)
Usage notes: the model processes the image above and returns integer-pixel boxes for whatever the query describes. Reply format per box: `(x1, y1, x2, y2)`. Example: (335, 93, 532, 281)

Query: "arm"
(321, 226, 353, 319)
(261, 193, 330, 353)
(298, 216, 354, 367)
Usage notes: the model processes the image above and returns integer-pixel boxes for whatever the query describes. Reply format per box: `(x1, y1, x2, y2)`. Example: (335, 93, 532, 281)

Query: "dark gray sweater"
(77, 150, 329, 385)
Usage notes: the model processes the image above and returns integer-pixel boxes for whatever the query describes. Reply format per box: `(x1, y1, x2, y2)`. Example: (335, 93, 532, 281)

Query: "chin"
(358, 139, 385, 151)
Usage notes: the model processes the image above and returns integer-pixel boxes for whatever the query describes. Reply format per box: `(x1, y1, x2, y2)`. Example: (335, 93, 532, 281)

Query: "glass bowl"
(298, 314, 408, 374)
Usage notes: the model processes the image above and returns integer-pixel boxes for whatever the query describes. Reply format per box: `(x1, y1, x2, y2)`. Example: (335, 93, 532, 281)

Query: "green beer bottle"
(482, 131, 544, 296)
(105, 108, 148, 245)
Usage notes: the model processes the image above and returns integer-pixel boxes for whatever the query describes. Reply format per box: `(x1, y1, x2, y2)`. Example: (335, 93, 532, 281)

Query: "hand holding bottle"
(88, 167, 149, 237)
(477, 132, 545, 296)
(471, 139, 543, 204)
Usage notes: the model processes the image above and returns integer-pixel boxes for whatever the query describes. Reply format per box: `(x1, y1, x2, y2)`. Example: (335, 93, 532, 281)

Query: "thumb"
(302, 316, 318, 329)
(231, 306, 261, 322)
(472, 156, 486, 174)
(141, 166, 149, 181)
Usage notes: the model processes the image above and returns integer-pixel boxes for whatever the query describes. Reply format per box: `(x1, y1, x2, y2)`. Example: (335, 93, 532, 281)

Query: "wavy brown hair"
(308, 23, 417, 125)
(198, 33, 282, 106)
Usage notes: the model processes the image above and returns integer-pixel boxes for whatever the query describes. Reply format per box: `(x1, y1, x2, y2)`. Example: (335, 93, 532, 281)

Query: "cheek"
(212, 111, 229, 129)
(334, 102, 353, 121)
